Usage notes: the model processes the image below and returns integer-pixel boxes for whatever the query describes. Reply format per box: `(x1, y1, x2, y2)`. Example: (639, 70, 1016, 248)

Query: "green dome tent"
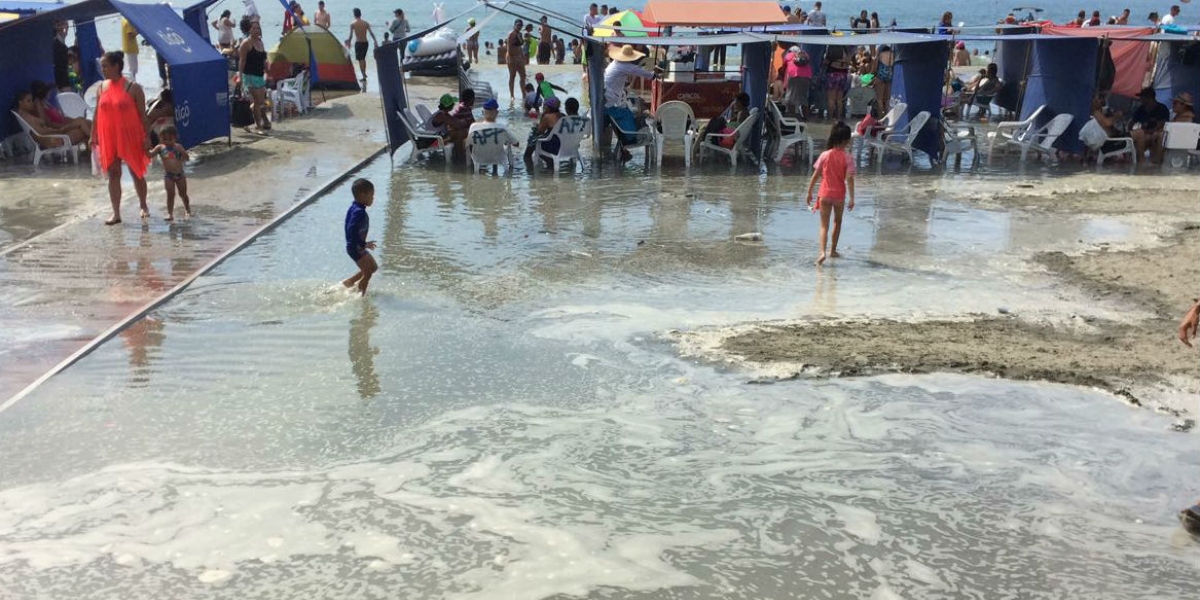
(268, 27, 360, 91)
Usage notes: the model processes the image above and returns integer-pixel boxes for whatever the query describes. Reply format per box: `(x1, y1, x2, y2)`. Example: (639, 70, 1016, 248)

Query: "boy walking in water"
(345, 8, 378, 81)
(805, 122, 855, 266)
(343, 178, 378, 295)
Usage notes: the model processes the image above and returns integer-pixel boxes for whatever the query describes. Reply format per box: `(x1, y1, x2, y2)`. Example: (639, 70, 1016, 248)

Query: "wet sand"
(0, 85, 453, 400)
(678, 175, 1200, 416)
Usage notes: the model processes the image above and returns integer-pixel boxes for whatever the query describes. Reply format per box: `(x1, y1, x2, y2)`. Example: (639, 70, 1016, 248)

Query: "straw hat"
(608, 44, 646, 62)
(1173, 92, 1194, 107)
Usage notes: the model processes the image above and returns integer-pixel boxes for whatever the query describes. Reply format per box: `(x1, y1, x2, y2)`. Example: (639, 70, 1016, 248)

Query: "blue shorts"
(243, 73, 267, 90)
(347, 246, 365, 262)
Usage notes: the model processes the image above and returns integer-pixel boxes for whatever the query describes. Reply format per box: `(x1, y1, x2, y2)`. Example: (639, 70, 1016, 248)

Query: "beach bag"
(1079, 118, 1107, 150)
(230, 90, 255, 127)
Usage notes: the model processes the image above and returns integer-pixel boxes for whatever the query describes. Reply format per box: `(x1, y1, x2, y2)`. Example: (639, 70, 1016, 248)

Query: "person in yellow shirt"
(121, 18, 139, 81)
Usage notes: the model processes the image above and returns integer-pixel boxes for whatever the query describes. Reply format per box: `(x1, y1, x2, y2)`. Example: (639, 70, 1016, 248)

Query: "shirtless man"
(344, 8, 378, 81)
(506, 19, 528, 101)
(314, 0, 330, 29)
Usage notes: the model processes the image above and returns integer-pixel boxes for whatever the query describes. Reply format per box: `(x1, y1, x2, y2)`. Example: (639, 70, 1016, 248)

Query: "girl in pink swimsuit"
(805, 122, 856, 266)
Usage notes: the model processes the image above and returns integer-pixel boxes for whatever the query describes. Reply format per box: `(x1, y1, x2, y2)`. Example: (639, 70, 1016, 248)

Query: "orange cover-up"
(94, 78, 149, 177)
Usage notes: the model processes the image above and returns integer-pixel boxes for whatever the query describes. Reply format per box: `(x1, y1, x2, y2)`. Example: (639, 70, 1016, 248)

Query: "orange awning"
(641, 0, 786, 27)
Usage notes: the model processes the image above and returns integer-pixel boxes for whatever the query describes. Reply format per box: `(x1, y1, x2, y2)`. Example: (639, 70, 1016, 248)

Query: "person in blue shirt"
(342, 178, 378, 296)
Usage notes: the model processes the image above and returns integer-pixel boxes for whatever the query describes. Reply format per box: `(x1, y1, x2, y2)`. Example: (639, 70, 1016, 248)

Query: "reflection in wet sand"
(348, 300, 381, 400)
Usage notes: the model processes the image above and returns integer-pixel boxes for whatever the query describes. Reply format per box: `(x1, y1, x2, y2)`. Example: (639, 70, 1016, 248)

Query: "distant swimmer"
(342, 178, 378, 296)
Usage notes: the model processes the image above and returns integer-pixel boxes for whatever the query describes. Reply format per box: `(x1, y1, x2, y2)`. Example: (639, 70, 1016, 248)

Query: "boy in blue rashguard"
(342, 178, 378, 296)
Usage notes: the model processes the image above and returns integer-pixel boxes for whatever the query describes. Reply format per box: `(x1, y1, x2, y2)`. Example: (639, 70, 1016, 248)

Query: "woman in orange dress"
(90, 51, 150, 225)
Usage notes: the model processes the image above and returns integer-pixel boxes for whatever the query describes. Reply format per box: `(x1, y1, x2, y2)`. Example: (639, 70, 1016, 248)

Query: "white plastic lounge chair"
(467, 124, 515, 174)
(1091, 132, 1135, 168)
(1007, 113, 1072, 162)
(56, 92, 89, 120)
(1163, 122, 1200, 169)
(273, 70, 309, 119)
(10, 110, 77, 166)
(415, 104, 434, 126)
(699, 108, 759, 167)
(609, 112, 657, 165)
(941, 120, 979, 166)
(864, 110, 930, 165)
(853, 101, 905, 161)
(396, 110, 450, 160)
(535, 114, 590, 173)
(653, 100, 696, 167)
(767, 100, 813, 164)
(986, 104, 1045, 155)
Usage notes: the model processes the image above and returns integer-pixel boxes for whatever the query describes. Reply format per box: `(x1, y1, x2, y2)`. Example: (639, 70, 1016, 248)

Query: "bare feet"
(104, 216, 121, 226)
(184, 210, 193, 220)
(140, 209, 150, 220)
(830, 250, 842, 258)
(164, 212, 174, 222)
(815, 253, 826, 266)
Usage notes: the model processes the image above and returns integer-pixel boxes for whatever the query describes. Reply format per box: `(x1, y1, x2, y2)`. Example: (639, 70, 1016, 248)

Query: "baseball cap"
(482, 98, 499, 110)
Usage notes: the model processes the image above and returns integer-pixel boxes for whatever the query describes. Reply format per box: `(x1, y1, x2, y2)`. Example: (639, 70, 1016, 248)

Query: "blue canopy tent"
(182, 0, 222, 44)
(1021, 36, 1097, 154)
(991, 27, 1038, 114)
(0, 0, 229, 149)
(1151, 36, 1200, 111)
(776, 31, 951, 164)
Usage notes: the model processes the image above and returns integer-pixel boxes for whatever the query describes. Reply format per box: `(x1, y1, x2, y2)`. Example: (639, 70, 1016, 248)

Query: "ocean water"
(0, 156, 1198, 598)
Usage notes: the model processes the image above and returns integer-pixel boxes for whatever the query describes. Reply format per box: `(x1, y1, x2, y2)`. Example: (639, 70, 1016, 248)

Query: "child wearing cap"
(534, 72, 568, 104)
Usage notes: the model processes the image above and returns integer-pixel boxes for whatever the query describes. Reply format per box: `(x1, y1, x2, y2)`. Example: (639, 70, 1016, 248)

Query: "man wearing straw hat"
(604, 44, 657, 160)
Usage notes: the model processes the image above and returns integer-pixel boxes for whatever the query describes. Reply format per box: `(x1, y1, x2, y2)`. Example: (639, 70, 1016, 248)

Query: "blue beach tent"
(0, 0, 229, 149)
(181, 0, 222, 44)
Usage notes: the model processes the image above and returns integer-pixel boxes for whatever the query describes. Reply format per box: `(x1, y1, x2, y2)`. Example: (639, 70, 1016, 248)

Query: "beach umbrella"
(592, 10, 660, 37)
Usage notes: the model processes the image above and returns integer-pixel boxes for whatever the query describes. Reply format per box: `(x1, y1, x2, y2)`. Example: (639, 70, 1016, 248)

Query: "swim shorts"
(243, 73, 266, 89)
(355, 41, 369, 61)
(825, 71, 850, 92)
(347, 245, 365, 262)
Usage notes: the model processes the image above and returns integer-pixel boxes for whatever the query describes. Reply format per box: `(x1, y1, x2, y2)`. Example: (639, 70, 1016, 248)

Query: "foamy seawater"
(2, 158, 1198, 598)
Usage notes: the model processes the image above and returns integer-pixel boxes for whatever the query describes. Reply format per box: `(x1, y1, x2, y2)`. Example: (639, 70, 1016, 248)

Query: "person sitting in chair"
(1131, 86, 1170, 164)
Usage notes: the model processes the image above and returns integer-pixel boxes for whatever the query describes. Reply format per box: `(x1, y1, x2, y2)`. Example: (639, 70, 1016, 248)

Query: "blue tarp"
(374, 42, 408, 156)
(741, 39, 770, 161)
(890, 40, 949, 163)
(1153, 40, 1200, 111)
(994, 39, 1032, 114)
(110, 0, 228, 149)
(1021, 37, 1098, 154)
(0, 0, 229, 149)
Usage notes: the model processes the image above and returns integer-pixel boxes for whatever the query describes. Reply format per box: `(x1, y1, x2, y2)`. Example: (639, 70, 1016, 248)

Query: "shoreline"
(673, 180, 1200, 420)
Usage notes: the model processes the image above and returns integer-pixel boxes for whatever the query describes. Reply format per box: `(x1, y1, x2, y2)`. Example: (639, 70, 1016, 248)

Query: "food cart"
(640, 0, 786, 118)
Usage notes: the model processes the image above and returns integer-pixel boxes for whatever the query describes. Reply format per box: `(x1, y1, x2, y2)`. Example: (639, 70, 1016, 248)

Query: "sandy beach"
(675, 173, 1200, 419)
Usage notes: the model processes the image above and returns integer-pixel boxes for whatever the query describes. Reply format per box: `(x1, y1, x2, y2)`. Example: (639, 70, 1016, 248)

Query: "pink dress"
(94, 78, 149, 177)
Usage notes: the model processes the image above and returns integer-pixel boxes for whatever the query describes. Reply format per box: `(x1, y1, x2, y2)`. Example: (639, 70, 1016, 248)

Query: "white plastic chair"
(56, 92, 90, 119)
(853, 101, 905, 161)
(653, 101, 696, 167)
(609, 112, 657, 165)
(699, 108, 759, 167)
(274, 70, 309, 119)
(396, 110, 450, 160)
(466, 124, 515, 174)
(767, 100, 812, 164)
(864, 110, 930, 165)
(941, 120, 979, 166)
(986, 104, 1045, 155)
(10, 110, 77, 165)
(1163, 122, 1200, 169)
(1092, 133, 1135, 168)
(415, 104, 434, 126)
(535, 115, 590, 173)
(1007, 113, 1072, 162)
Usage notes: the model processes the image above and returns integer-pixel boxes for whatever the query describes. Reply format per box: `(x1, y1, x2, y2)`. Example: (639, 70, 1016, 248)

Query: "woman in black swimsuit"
(237, 20, 271, 132)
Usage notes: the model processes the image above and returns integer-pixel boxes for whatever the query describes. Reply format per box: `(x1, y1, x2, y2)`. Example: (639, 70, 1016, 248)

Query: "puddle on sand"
(1, 157, 1197, 598)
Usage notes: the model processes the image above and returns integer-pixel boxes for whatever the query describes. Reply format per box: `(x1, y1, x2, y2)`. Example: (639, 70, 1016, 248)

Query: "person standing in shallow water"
(342, 178, 378, 296)
(805, 122, 856, 266)
(92, 51, 150, 225)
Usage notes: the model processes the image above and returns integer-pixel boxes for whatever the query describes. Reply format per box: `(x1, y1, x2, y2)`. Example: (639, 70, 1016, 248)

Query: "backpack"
(792, 51, 809, 67)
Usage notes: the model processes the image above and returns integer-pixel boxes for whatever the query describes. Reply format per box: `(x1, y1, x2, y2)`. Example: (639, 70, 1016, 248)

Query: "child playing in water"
(149, 125, 191, 221)
(342, 178, 378, 296)
(805, 122, 855, 266)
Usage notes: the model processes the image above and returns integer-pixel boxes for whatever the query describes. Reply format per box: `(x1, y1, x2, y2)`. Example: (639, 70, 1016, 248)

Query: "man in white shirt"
(603, 44, 656, 160)
(1160, 5, 1180, 25)
(808, 2, 827, 27)
(584, 3, 603, 29)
